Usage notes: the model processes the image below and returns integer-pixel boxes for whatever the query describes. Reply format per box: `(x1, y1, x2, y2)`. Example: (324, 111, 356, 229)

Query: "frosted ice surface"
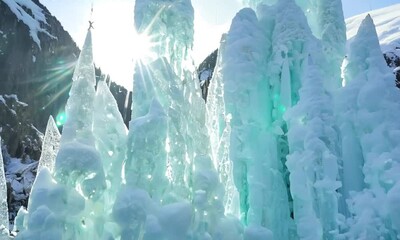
(14, 1, 400, 239)
(134, 0, 194, 76)
(295, 0, 346, 87)
(223, 8, 287, 238)
(71, 29, 95, 85)
(112, 186, 152, 239)
(241, 0, 277, 8)
(346, 3, 400, 54)
(16, 168, 85, 240)
(339, 15, 400, 239)
(17, 28, 107, 239)
(0, 138, 9, 236)
(37, 116, 61, 174)
(206, 34, 239, 217)
(132, 0, 205, 201)
(93, 80, 127, 198)
(126, 98, 168, 200)
(12, 207, 27, 233)
(55, 141, 106, 199)
(61, 29, 96, 144)
(158, 201, 192, 239)
(285, 56, 340, 239)
(55, 28, 105, 200)
(244, 226, 273, 240)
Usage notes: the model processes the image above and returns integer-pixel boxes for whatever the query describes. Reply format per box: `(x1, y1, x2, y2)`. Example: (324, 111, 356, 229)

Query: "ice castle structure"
(10, 0, 400, 239)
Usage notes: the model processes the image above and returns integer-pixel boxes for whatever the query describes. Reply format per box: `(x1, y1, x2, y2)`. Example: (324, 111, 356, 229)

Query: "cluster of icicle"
(1, 0, 400, 239)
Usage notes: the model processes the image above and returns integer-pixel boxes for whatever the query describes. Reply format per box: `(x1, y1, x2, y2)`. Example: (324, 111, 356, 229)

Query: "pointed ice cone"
(345, 14, 388, 81)
(37, 116, 61, 174)
(61, 28, 97, 144)
(0, 138, 9, 236)
(93, 80, 128, 199)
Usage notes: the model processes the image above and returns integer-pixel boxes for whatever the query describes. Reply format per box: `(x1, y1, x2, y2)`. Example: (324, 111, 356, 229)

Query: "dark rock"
(384, 51, 400, 88)
(197, 49, 218, 101)
(0, 95, 43, 160)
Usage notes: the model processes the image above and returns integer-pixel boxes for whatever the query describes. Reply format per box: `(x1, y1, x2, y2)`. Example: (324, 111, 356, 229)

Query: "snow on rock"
(3, 153, 37, 228)
(3, 94, 27, 107)
(1, 0, 55, 48)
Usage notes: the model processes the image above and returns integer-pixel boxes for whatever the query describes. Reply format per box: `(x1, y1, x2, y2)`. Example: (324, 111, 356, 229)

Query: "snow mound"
(346, 3, 400, 54)
(2, 0, 55, 48)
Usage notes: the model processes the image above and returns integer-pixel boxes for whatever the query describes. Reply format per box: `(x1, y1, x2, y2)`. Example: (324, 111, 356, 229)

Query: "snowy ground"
(2, 149, 36, 227)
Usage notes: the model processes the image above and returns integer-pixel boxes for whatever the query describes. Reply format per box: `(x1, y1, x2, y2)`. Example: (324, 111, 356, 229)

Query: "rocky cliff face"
(198, 49, 218, 101)
(0, 0, 79, 132)
(384, 51, 400, 88)
(0, 95, 43, 161)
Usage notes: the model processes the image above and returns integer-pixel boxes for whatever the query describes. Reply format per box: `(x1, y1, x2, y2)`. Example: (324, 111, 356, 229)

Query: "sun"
(132, 33, 157, 63)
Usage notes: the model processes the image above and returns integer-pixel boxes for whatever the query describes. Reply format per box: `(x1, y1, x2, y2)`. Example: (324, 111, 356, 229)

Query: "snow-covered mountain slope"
(1, 0, 55, 48)
(346, 3, 400, 54)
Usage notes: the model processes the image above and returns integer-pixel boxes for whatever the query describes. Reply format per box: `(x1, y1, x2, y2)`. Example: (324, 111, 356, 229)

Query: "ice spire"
(223, 8, 283, 238)
(206, 35, 240, 216)
(338, 15, 400, 239)
(134, 0, 194, 77)
(255, 0, 341, 238)
(93, 80, 128, 199)
(55, 27, 105, 199)
(37, 116, 61, 174)
(343, 14, 388, 84)
(0, 138, 9, 237)
(17, 27, 106, 239)
(60, 28, 96, 143)
(285, 56, 340, 240)
(295, 0, 346, 91)
(132, 0, 208, 201)
(130, 57, 188, 199)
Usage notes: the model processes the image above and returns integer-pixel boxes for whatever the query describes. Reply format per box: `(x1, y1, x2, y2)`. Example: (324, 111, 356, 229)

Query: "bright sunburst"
(132, 33, 157, 63)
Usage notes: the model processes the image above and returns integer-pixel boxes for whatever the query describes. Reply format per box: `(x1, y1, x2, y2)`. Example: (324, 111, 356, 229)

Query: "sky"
(41, 0, 400, 89)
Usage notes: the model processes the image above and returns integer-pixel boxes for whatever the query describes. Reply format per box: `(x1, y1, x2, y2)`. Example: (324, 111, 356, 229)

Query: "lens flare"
(56, 112, 67, 126)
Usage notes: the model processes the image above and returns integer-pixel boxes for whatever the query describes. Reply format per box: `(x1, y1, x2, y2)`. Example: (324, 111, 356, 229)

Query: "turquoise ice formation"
(5, 0, 400, 239)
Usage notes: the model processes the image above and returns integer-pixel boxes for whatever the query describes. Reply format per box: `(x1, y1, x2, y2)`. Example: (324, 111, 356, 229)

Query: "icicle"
(280, 58, 292, 110)
(37, 116, 61, 174)
(0, 138, 9, 238)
